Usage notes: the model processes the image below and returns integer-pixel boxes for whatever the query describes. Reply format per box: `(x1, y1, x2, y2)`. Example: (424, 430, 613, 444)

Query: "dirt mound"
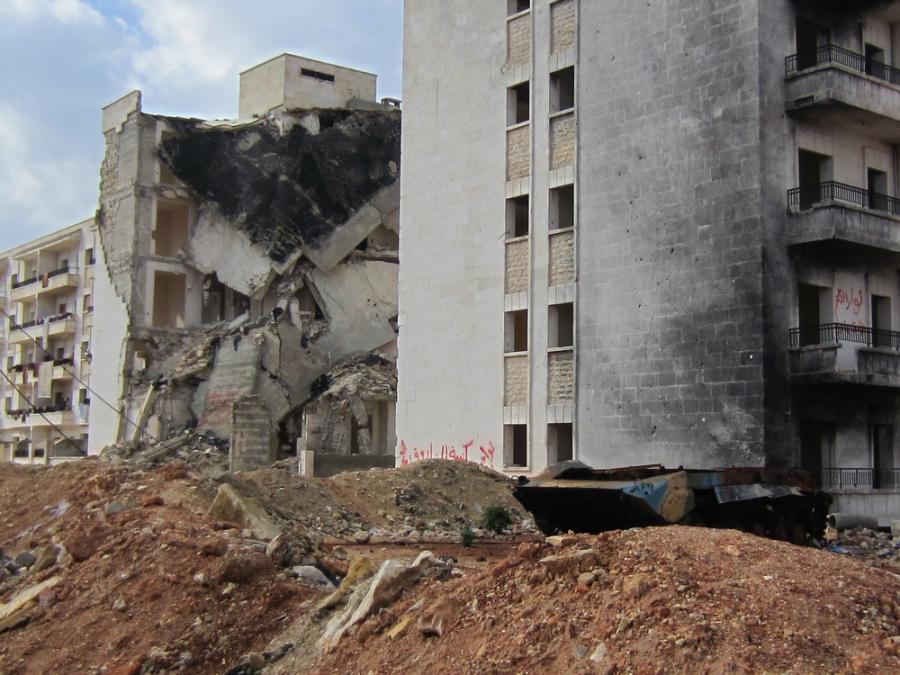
(239, 459, 533, 540)
(0, 460, 311, 674)
(313, 526, 900, 674)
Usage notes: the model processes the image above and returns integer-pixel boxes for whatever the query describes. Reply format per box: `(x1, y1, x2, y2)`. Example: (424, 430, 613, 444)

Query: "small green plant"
(481, 505, 513, 535)
(459, 523, 475, 548)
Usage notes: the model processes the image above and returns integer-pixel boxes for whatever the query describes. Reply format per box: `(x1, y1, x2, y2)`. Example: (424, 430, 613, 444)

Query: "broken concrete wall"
(159, 109, 401, 264)
(229, 395, 276, 472)
(196, 333, 263, 438)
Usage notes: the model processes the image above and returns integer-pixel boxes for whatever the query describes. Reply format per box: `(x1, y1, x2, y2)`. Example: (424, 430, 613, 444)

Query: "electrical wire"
(0, 367, 81, 453)
(0, 305, 160, 444)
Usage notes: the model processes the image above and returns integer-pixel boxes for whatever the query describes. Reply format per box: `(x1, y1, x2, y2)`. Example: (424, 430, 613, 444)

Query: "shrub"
(459, 523, 475, 548)
(481, 505, 513, 535)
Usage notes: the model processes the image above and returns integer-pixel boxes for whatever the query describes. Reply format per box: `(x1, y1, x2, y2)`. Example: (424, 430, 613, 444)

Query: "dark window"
(506, 195, 529, 238)
(550, 67, 575, 112)
(300, 68, 335, 83)
(506, 424, 527, 467)
(507, 81, 530, 126)
(505, 310, 528, 353)
(508, 0, 530, 15)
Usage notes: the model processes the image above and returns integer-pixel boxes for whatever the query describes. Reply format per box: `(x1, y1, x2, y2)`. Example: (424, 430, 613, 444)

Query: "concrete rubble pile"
(96, 101, 401, 474)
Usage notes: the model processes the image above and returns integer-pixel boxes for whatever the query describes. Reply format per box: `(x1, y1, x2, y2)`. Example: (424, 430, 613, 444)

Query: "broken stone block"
(207, 483, 281, 541)
(13, 551, 36, 568)
(292, 565, 336, 591)
(538, 549, 599, 576)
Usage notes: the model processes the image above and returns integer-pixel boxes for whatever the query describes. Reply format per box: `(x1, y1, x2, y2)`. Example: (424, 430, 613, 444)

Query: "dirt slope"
(313, 526, 900, 674)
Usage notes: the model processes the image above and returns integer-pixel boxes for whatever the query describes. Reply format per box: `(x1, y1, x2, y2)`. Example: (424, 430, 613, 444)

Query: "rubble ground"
(312, 526, 900, 674)
(0, 458, 530, 673)
(1, 457, 899, 673)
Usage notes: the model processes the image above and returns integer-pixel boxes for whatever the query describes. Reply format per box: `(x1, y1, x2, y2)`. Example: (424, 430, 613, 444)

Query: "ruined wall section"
(159, 110, 401, 265)
(576, 0, 767, 468)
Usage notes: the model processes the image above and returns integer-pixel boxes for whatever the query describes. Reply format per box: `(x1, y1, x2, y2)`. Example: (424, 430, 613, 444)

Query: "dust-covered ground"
(0, 458, 898, 674)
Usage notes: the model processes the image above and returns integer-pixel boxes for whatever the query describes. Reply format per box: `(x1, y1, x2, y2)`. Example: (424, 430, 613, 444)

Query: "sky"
(0, 0, 403, 251)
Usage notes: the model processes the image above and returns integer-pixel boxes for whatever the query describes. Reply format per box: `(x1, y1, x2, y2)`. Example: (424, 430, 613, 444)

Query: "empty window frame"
(507, 81, 530, 126)
(504, 423, 528, 467)
(549, 184, 574, 230)
(154, 201, 190, 257)
(151, 271, 186, 328)
(505, 309, 528, 353)
(548, 423, 573, 463)
(506, 194, 529, 238)
(550, 66, 575, 113)
(797, 149, 832, 209)
(797, 283, 832, 346)
(508, 0, 530, 15)
(548, 302, 574, 348)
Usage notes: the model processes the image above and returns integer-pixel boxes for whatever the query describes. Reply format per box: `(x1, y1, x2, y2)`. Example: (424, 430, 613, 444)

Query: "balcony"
(9, 276, 38, 302)
(27, 404, 75, 427)
(822, 467, 900, 492)
(38, 267, 80, 295)
(785, 45, 900, 143)
(786, 182, 900, 254)
(789, 323, 900, 387)
(7, 313, 76, 345)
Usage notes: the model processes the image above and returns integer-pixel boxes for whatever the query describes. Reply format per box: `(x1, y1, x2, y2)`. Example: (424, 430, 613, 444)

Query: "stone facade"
(505, 239, 529, 294)
(504, 354, 528, 406)
(548, 350, 574, 403)
(506, 14, 531, 67)
(506, 125, 531, 180)
(549, 112, 575, 171)
(551, 0, 576, 54)
(548, 230, 575, 287)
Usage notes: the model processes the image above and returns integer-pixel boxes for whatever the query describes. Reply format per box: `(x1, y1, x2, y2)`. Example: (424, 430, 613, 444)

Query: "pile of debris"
(826, 526, 900, 571)
(3, 457, 899, 673)
(313, 526, 900, 673)
(0, 458, 531, 673)
(232, 459, 536, 542)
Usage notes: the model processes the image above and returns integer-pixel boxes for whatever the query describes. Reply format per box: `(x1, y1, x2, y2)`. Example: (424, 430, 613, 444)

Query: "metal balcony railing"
(787, 181, 900, 216)
(786, 44, 900, 86)
(822, 467, 900, 490)
(11, 276, 38, 290)
(789, 322, 900, 350)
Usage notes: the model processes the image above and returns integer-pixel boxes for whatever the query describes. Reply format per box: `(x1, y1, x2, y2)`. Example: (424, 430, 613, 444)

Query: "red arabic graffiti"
(399, 439, 496, 469)
(834, 287, 864, 326)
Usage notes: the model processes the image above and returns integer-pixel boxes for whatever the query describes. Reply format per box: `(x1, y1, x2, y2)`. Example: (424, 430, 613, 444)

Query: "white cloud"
(128, 0, 244, 89)
(0, 105, 98, 240)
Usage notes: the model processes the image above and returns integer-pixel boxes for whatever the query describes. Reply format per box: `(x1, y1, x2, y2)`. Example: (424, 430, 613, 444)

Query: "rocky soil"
(1, 457, 899, 674)
(313, 526, 900, 674)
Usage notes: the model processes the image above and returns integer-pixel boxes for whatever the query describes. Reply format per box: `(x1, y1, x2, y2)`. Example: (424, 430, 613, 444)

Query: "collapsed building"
(88, 54, 401, 474)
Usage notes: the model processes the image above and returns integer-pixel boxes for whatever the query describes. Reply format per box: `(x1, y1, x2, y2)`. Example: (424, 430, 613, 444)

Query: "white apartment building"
(399, 0, 900, 523)
(0, 218, 97, 465)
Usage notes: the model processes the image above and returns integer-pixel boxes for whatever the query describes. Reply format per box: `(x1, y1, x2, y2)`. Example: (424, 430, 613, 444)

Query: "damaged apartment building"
(399, 1, 900, 522)
(89, 54, 401, 475)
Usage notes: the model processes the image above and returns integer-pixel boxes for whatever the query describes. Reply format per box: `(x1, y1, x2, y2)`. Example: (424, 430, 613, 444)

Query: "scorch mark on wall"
(399, 439, 496, 469)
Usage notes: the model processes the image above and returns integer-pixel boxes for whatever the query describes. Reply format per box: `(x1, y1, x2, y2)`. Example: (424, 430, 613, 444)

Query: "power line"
(0, 305, 160, 444)
(0, 367, 81, 456)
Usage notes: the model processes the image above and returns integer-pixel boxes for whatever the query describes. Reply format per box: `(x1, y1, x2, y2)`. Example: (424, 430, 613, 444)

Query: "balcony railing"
(789, 322, 900, 350)
(786, 44, 900, 86)
(787, 181, 900, 216)
(11, 276, 38, 290)
(822, 467, 900, 490)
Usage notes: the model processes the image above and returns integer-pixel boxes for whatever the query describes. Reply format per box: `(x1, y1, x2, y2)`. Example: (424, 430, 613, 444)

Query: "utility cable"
(0, 305, 160, 444)
(0, 367, 81, 454)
